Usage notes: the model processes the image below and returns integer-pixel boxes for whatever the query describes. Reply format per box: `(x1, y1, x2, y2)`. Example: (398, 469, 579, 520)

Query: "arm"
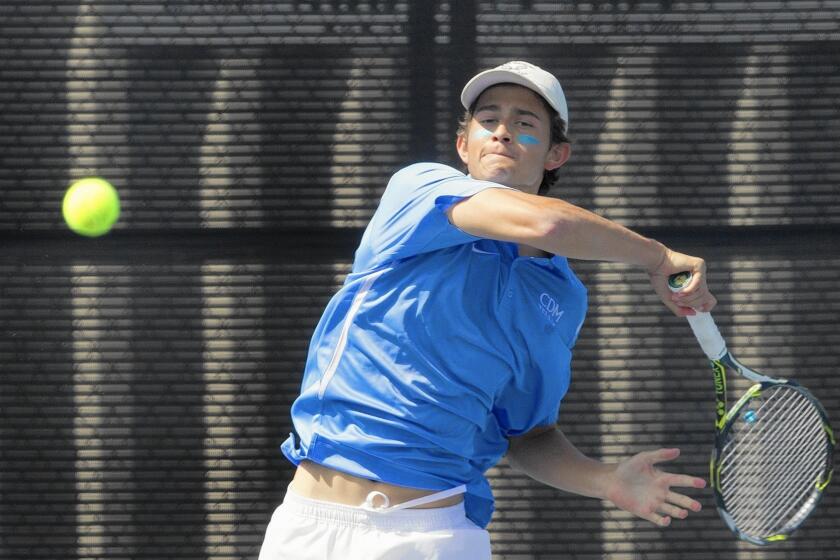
(448, 188, 664, 269)
(506, 426, 706, 526)
(447, 188, 717, 315)
(506, 425, 614, 500)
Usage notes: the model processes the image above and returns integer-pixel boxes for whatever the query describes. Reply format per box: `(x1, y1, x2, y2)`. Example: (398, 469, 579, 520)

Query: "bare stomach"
(289, 460, 464, 509)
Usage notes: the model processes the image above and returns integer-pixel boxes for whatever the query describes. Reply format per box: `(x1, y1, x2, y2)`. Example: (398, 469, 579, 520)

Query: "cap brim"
(461, 69, 564, 118)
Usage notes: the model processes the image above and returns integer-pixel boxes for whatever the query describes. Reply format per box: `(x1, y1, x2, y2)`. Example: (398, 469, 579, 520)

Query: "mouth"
(483, 151, 515, 161)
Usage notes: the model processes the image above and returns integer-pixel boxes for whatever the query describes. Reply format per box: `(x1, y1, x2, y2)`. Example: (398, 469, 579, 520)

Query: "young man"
(259, 61, 716, 559)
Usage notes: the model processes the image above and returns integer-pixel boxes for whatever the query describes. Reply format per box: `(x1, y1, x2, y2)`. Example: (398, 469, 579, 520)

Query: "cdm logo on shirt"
(539, 292, 565, 326)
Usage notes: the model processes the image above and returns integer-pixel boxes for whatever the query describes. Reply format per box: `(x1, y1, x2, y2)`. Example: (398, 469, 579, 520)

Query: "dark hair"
(456, 88, 570, 195)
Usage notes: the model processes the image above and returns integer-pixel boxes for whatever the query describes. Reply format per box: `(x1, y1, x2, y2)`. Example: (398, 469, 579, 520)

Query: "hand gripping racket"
(669, 272, 835, 545)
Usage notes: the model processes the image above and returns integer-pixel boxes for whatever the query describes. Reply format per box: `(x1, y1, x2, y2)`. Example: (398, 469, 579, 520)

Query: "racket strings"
(723, 420, 823, 535)
(730, 440, 824, 538)
(722, 404, 821, 527)
(721, 394, 826, 536)
(721, 390, 804, 469)
(723, 395, 820, 494)
(721, 387, 817, 477)
(725, 421, 824, 535)
(721, 393, 822, 514)
(717, 386, 829, 538)
(721, 386, 805, 460)
(721, 391, 815, 494)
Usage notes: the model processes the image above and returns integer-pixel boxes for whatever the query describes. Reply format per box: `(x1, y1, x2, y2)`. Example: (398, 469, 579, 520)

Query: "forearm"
(506, 427, 616, 500)
(449, 188, 666, 270)
(536, 196, 666, 270)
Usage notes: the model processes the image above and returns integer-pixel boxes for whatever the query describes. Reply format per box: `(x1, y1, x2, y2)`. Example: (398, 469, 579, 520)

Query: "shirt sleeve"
(491, 348, 572, 437)
(353, 162, 514, 270)
(492, 384, 560, 438)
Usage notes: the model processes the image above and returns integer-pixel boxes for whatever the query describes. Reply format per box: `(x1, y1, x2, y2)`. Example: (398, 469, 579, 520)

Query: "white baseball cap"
(460, 60, 569, 131)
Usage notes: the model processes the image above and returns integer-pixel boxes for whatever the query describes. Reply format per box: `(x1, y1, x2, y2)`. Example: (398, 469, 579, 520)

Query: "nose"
(491, 122, 512, 143)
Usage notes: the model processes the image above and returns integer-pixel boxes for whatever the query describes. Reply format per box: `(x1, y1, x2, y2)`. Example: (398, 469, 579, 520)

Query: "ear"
(544, 142, 571, 171)
(456, 132, 469, 165)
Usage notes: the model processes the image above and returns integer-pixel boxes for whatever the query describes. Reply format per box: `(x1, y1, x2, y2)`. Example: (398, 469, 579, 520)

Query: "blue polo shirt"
(281, 162, 587, 528)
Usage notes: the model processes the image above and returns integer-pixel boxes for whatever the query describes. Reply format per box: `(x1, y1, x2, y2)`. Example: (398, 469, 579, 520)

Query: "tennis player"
(259, 60, 716, 559)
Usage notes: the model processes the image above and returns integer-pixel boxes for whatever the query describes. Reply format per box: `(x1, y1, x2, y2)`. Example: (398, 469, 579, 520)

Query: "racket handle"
(668, 272, 728, 360)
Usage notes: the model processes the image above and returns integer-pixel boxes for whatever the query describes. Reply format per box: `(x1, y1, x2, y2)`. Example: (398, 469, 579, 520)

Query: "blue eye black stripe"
(517, 134, 540, 145)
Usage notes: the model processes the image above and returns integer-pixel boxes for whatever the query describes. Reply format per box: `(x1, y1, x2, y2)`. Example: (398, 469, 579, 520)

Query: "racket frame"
(709, 352, 835, 545)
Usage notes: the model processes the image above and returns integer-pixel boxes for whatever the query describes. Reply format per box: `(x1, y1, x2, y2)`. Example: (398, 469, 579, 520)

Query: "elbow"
(522, 204, 574, 248)
(505, 435, 526, 471)
(505, 425, 555, 472)
(505, 445, 525, 473)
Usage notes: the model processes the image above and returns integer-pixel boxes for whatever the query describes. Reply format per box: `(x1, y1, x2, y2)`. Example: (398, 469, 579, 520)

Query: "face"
(456, 84, 570, 193)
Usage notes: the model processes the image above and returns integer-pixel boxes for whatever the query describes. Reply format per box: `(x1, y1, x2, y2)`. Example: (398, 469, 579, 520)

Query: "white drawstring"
(359, 485, 467, 513)
(361, 490, 391, 511)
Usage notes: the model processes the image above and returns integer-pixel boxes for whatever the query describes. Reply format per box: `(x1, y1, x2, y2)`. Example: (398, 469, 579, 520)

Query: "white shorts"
(258, 488, 491, 560)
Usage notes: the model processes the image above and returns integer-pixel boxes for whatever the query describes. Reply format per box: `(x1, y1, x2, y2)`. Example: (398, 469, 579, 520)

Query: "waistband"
(281, 487, 469, 531)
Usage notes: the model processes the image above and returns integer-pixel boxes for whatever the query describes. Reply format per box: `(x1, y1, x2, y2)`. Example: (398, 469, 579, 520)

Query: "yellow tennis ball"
(62, 177, 121, 237)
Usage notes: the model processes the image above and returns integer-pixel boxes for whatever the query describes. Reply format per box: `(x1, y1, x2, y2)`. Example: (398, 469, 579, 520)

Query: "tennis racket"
(668, 271, 835, 545)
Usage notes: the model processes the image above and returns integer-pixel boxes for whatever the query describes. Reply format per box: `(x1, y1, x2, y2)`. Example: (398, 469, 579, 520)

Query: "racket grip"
(684, 312, 727, 360)
(668, 272, 728, 360)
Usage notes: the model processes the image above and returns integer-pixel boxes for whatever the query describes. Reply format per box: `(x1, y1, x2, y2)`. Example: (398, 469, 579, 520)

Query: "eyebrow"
(474, 104, 542, 121)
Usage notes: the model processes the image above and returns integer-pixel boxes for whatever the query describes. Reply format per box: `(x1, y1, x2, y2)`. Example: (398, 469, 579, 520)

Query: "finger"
(671, 292, 717, 314)
(674, 305, 697, 317)
(689, 259, 708, 280)
(658, 502, 689, 520)
(681, 272, 703, 295)
(670, 286, 705, 307)
(671, 267, 705, 296)
(699, 293, 718, 312)
(674, 290, 712, 309)
(657, 291, 688, 316)
(670, 267, 709, 299)
(663, 301, 692, 317)
(659, 293, 696, 316)
(667, 491, 703, 513)
(642, 511, 671, 527)
(666, 474, 707, 489)
(673, 290, 705, 306)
